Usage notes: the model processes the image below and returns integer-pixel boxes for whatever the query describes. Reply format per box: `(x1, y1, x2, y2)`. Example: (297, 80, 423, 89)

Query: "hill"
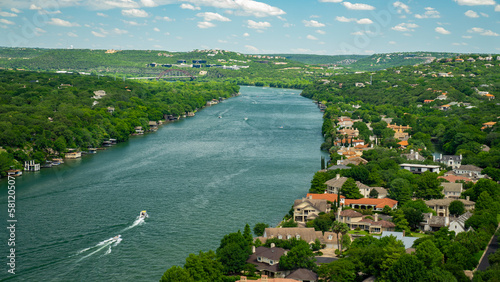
(348, 52, 458, 71)
(270, 54, 368, 65)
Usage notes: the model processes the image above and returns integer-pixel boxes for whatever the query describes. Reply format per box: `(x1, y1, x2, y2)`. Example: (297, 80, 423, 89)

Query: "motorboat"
(113, 235, 121, 241)
(139, 210, 148, 219)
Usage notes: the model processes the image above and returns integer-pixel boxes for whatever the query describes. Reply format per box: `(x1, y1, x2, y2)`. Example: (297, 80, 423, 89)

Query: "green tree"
(415, 171, 444, 200)
(386, 254, 428, 282)
(160, 265, 194, 282)
(369, 188, 379, 198)
(341, 178, 363, 199)
(282, 219, 298, 228)
(253, 223, 269, 237)
(389, 178, 412, 205)
(317, 259, 357, 282)
(243, 224, 253, 246)
(401, 207, 424, 231)
(392, 209, 411, 233)
(278, 240, 317, 271)
(415, 240, 443, 269)
(217, 231, 251, 274)
(184, 250, 224, 282)
(449, 200, 466, 216)
(53, 136, 67, 154)
(310, 171, 328, 193)
(332, 221, 349, 256)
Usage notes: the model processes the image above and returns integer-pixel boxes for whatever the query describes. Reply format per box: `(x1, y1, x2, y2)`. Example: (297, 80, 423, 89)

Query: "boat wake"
(76, 236, 122, 261)
(121, 217, 145, 232)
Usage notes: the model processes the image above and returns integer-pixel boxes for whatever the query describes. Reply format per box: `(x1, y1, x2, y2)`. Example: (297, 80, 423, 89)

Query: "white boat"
(218, 116, 222, 119)
(244, 117, 248, 121)
(112, 235, 121, 241)
(139, 210, 148, 219)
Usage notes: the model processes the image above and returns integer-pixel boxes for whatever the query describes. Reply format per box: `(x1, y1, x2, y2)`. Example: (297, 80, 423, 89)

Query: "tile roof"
(286, 269, 318, 281)
(345, 198, 398, 209)
(455, 165, 482, 172)
(294, 198, 329, 213)
(441, 182, 463, 193)
(307, 193, 345, 202)
(425, 198, 475, 207)
(325, 176, 349, 187)
(340, 209, 363, 217)
(438, 175, 473, 183)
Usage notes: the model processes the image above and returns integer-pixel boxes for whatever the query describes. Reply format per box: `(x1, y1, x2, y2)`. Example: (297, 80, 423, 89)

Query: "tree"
(317, 259, 357, 282)
(415, 171, 444, 200)
(448, 200, 465, 216)
(253, 223, 269, 237)
(282, 219, 298, 228)
(341, 178, 363, 199)
(415, 240, 443, 269)
(475, 191, 494, 212)
(392, 209, 411, 233)
(369, 188, 379, 198)
(278, 240, 317, 271)
(389, 178, 412, 205)
(243, 224, 253, 246)
(310, 171, 328, 193)
(217, 231, 251, 274)
(401, 207, 424, 231)
(160, 265, 194, 282)
(332, 221, 349, 256)
(53, 136, 67, 154)
(184, 250, 224, 282)
(386, 254, 428, 282)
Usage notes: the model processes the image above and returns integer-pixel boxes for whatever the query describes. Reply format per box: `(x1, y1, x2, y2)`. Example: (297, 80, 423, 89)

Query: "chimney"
(402, 229, 405, 237)
(415, 151, 418, 160)
(460, 154, 462, 160)
(374, 213, 379, 222)
(252, 245, 256, 254)
(270, 243, 275, 248)
(410, 149, 414, 154)
(336, 174, 340, 180)
(445, 216, 450, 226)
(308, 195, 313, 200)
(466, 196, 470, 201)
(440, 153, 442, 160)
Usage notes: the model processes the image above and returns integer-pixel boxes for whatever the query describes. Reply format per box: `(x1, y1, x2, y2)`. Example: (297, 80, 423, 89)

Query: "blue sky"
(0, 0, 499, 54)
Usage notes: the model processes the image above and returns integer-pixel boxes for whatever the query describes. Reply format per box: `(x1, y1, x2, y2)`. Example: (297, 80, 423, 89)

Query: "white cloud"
(389, 41, 396, 44)
(158, 16, 173, 21)
(468, 27, 499, 36)
(67, 32, 78, 37)
(496, 4, 500, 11)
(452, 42, 468, 45)
(357, 18, 373, 24)
(462, 35, 473, 38)
(97, 12, 108, 17)
(454, 0, 495, 5)
(303, 19, 325, 27)
(184, 0, 285, 17)
(112, 28, 128, 34)
(0, 11, 17, 17)
(336, 16, 356, 22)
(122, 20, 142, 26)
(319, 0, 343, 2)
(197, 21, 215, 28)
(307, 34, 318, 40)
(85, 0, 141, 9)
(29, 4, 42, 10)
(153, 27, 160, 32)
(141, 0, 157, 7)
(11, 8, 22, 13)
(480, 12, 489, 17)
(316, 29, 326, 34)
(435, 27, 451, 34)
(34, 27, 46, 33)
(218, 39, 228, 43)
(393, 1, 411, 14)
(197, 12, 231, 22)
(247, 20, 271, 29)
(245, 45, 259, 52)
(180, 3, 200, 10)
(310, 15, 320, 18)
(243, 32, 250, 37)
(48, 18, 80, 27)
(351, 31, 364, 35)
(291, 48, 311, 53)
(391, 22, 419, 32)
(342, 2, 376, 10)
(415, 7, 440, 18)
(91, 31, 106, 37)
(121, 9, 149, 17)
(465, 10, 479, 17)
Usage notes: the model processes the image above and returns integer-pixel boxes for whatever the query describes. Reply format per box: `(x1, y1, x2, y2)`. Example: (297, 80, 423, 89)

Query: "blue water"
(0, 86, 327, 281)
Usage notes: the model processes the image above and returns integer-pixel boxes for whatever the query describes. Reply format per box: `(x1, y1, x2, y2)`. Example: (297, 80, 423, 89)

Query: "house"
(436, 94, 448, 100)
(453, 164, 483, 178)
(134, 126, 144, 135)
(259, 227, 338, 249)
(65, 151, 81, 159)
(336, 156, 368, 166)
(434, 154, 462, 169)
(442, 182, 463, 199)
(449, 211, 473, 234)
(420, 213, 450, 232)
(455, 58, 464, 62)
(401, 150, 426, 161)
(148, 121, 158, 131)
(370, 187, 388, 199)
(344, 198, 398, 211)
(424, 100, 434, 104)
(306, 193, 345, 206)
(400, 163, 440, 174)
(439, 104, 451, 111)
(425, 198, 475, 217)
(481, 122, 496, 131)
(247, 246, 289, 278)
(286, 269, 318, 282)
(336, 210, 395, 233)
(324, 175, 378, 198)
(293, 197, 330, 224)
(387, 124, 411, 140)
(438, 174, 473, 183)
(398, 140, 408, 149)
(337, 117, 353, 128)
(107, 107, 115, 114)
(337, 128, 359, 138)
(92, 90, 107, 99)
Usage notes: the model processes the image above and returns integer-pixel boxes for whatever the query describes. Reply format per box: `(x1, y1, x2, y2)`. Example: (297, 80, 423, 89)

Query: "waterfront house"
(148, 121, 158, 131)
(293, 197, 330, 224)
(134, 126, 144, 135)
(258, 227, 338, 249)
(442, 182, 463, 199)
(344, 198, 398, 211)
(425, 198, 475, 217)
(24, 160, 40, 172)
(247, 246, 289, 278)
(400, 163, 440, 174)
(65, 151, 82, 159)
(336, 156, 368, 166)
(336, 210, 395, 233)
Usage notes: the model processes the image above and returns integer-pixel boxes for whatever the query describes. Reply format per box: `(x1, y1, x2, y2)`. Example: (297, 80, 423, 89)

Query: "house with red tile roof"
(336, 210, 395, 233)
(344, 198, 398, 211)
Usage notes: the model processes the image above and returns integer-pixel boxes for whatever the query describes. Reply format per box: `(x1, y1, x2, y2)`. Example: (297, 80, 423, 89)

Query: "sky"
(0, 0, 499, 55)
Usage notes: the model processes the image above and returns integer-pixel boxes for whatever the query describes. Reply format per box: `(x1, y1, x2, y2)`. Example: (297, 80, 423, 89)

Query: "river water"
(0, 86, 326, 281)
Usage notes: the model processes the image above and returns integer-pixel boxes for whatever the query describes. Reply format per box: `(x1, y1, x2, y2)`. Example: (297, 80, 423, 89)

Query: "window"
(278, 235, 282, 239)
(328, 235, 333, 240)
(287, 235, 291, 239)
(296, 235, 300, 239)
(269, 260, 274, 265)
(257, 257, 262, 262)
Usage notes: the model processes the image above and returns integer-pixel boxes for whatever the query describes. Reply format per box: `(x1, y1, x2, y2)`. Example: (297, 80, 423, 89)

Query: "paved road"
(477, 233, 499, 271)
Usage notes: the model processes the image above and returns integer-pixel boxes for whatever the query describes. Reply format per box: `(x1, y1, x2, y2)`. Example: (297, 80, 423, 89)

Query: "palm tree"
(332, 221, 349, 256)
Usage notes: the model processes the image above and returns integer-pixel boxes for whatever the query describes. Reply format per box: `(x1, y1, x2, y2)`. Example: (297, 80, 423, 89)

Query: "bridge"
(128, 69, 197, 81)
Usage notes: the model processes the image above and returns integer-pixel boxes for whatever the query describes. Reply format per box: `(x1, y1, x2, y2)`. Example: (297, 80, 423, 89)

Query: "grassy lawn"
(348, 230, 370, 236)
(407, 232, 429, 238)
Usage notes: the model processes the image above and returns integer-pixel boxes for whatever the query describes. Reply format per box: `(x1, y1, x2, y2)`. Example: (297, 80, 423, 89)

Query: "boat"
(139, 210, 148, 219)
(244, 117, 248, 121)
(113, 235, 121, 241)
(218, 116, 222, 119)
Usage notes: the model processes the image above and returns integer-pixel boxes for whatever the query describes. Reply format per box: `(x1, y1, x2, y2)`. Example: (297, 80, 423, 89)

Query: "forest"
(0, 70, 239, 176)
